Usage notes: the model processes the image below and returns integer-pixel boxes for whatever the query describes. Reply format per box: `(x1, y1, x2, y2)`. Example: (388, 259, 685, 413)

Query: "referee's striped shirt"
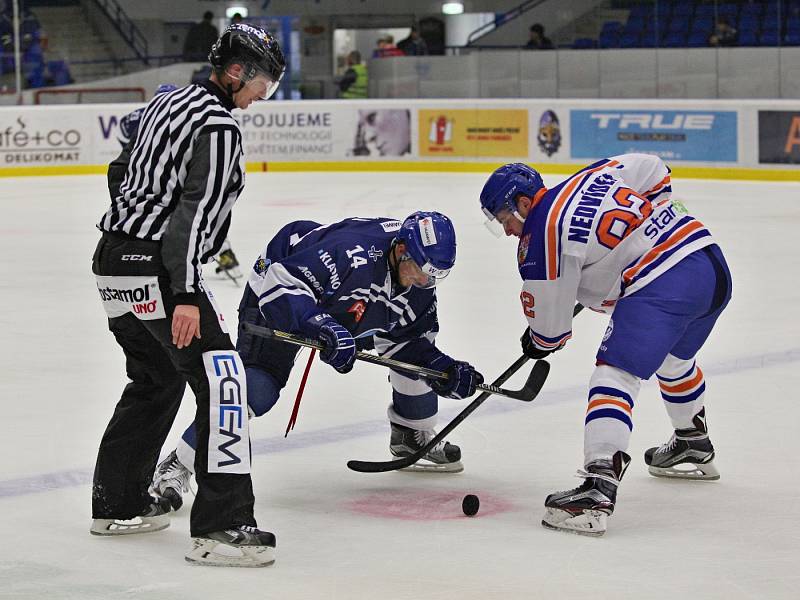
(98, 81, 245, 299)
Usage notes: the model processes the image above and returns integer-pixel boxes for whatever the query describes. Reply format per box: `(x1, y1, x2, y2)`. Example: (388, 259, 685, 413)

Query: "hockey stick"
(241, 322, 542, 402)
(346, 303, 585, 473)
(346, 357, 550, 473)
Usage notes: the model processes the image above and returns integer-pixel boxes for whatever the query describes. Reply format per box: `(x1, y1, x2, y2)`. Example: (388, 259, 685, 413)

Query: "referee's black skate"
(214, 248, 241, 277)
(90, 496, 171, 536)
(644, 408, 719, 480)
(390, 422, 463, 473)
(541, 451, 631, 537)
(186, 525, 276, 567)
(151, 449, 192, 510)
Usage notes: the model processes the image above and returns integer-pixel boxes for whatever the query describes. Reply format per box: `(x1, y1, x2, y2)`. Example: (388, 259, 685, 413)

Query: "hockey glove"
(307, 313, 356, 374)
(520, 327, 560, 360)
(427, 354, 484, 400)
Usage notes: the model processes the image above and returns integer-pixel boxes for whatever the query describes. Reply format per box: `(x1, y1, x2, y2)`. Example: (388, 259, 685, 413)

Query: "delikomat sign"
(570, 110, 737, 162)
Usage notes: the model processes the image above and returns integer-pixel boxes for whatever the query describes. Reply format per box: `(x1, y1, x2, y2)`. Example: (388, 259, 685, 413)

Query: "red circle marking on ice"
(346, 489, 514, 520)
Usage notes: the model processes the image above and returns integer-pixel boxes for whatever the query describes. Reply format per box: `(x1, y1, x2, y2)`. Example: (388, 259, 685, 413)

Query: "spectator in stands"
(339, 50, 368, 99)
(231, 12, 244, 25)
(372, 34, 404, 58)
(183, 11, 219, 61)
(397, 26, 428, 56)
(525, 23, 554, 49)
(708, 17, 738, 47)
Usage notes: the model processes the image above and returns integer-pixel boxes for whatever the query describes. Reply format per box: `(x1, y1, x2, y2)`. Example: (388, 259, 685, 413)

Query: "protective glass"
(226, 66, 282, 100)
(400, 255, 451, 289)
(244, 71, 281, 100)
(482, 206, 520, 238)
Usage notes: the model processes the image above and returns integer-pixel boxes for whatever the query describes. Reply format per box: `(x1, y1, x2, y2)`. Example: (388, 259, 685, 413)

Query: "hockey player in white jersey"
(479, 154, 732, 536)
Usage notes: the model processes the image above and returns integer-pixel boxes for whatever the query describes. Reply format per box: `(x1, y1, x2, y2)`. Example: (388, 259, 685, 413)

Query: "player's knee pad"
(656, 353, 696, 380)
(389, 369, 438, 422)
(202, 350, 250, 474)
(589, 363, 641, 397)
(246, 367, 280, 417)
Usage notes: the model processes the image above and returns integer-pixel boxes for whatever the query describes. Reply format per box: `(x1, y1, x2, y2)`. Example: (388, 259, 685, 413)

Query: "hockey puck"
(462, 494, 480, 517)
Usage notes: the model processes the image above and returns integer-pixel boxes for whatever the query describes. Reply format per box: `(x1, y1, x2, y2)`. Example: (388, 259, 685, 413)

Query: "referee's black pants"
(91, 233, 256, 536)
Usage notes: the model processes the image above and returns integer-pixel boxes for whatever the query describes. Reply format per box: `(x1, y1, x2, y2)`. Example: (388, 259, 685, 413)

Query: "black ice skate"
(644, 408, 719, 480)
(390, 422, 463, 473)
(214, 248, 241, 280)
(90, 496, 171, 536)
(541, 451, 631, 537)
(151, 449, 192, 510)
(186, 525, 277, 567)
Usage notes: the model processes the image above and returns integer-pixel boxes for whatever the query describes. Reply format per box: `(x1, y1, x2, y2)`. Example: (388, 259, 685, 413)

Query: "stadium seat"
(573, 37, 595, 49)
(628, 4, 652, 20)
(599, 29, 621, 48)
(47, 60, 72, 86)
(688, 30, 709, 47)
(695, 5, 715, 19)
(620, 32, 640, 48)
(663, 31, 688, 47)
(759, 30, 780, 46)
(693, 16, 714, 32)
(785, 30, 800, 45)
(738, 29, 758, 46)
(718, 4, 739, 21)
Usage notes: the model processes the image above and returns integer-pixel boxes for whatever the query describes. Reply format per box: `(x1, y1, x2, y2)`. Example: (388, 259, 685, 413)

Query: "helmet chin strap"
(225, 79, 246, 100)
(388, 239, 403, 288)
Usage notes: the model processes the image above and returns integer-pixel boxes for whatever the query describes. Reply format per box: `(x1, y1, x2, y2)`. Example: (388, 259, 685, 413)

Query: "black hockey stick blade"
(478, 359, 550, 402)
(347, 357, 550, 473)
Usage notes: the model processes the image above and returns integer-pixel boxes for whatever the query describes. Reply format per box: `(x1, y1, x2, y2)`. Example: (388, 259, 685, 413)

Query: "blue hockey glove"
(307, 313, 356, 374)
(427, 354, 484, 400)
(520, 328, 560, 360)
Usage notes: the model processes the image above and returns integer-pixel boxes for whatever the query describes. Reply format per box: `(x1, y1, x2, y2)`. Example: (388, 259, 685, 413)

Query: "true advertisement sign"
(570, 109, 738, 162)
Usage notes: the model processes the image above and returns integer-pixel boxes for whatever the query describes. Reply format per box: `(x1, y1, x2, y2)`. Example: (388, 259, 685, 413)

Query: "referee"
(90, 24, 285, 568)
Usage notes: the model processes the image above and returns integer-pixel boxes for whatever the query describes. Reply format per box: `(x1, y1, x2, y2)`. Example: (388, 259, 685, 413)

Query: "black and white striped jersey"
(99, 81, 245, 298)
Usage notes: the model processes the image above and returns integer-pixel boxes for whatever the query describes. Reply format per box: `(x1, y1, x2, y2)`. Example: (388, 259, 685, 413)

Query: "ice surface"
(0, 171, 798, 599)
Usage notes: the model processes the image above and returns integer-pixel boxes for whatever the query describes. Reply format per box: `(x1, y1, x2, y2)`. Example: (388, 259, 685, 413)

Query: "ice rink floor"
(1, 171, 798, 600)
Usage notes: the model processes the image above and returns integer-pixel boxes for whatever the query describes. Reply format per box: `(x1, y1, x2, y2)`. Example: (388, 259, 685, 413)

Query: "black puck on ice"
(462, 494, 480, 517)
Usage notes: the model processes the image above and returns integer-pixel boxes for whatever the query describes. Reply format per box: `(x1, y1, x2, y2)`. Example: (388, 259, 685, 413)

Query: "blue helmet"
(155, 83, 178, 96)
(479, 162, 545, 222)
(397, 211, 456, 286)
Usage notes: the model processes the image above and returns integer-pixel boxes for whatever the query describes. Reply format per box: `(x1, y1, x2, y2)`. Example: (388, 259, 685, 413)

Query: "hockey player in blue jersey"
(479, 154, 732, 536)
(151, 211, 484, 508)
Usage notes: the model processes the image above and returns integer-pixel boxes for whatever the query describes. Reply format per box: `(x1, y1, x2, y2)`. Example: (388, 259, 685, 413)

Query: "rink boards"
(0, 97, 799, 180)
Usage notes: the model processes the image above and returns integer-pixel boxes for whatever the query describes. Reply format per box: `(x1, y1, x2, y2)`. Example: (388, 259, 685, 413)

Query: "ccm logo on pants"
(204, 351, 250, 474)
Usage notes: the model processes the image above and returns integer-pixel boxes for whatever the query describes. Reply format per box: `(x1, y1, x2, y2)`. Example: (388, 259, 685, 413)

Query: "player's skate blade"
(398, 458, 464, 473)
(541, 507, 608, 537)
(644, 408, 720, 480)
(647, 459, 719, 480)
(390, 423, 463, 473)
(90, 497, 171, 536)
(185, 526, 276, 568)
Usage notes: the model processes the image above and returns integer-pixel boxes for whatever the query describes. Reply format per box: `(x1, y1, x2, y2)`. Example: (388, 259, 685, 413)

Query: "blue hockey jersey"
(247, 217, 445, 365)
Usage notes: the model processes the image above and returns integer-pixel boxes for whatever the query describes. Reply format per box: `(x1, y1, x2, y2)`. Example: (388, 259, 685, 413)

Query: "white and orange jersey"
(517, 153, 715, 351)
